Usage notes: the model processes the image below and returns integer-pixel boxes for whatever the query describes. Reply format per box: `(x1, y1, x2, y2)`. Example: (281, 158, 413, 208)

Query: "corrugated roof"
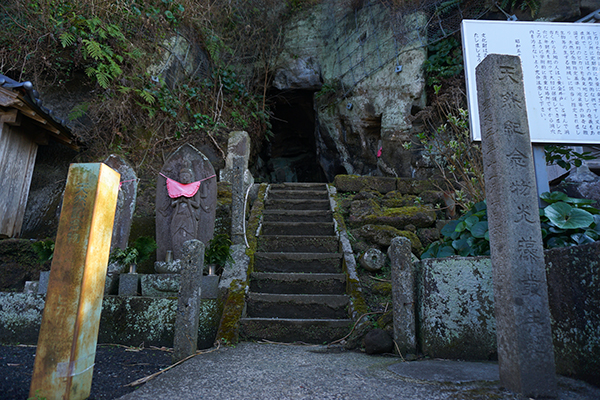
(0, 74, 79, 149)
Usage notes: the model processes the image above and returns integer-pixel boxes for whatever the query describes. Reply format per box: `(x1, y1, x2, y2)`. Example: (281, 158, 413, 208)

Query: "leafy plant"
(59, 15, 134, 89)
(544, 145, 594, 171)
(109, 236, 157, 268)
(424, 36, 464, 87)
(421, 200, 489, 259)
(539, 192, 600, 248)
(423, 192, 600, 258)
(205, 234, 233, 267)
(31, 240, 55, 263)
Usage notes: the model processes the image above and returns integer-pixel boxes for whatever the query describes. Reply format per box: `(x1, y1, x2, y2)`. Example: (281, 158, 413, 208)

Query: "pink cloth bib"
(160, 173, 215, 199)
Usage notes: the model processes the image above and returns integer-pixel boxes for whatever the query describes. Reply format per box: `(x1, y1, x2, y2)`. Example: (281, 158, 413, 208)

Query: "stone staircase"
(240, 183, 353, 343)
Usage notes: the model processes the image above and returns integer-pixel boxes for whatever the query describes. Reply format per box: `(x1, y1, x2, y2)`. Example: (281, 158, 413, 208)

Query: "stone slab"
(388, 360, 499, 383)
(24, 281, 39, 294)
(202, 275, 219, 299)
(104, 154, 137, 252)
(37, 270, 50, 295)
(118, 274, 140, 296)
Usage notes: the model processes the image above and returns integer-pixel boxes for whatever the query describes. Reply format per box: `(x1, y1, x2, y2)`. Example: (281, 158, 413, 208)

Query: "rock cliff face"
(269, 3, 427, 182)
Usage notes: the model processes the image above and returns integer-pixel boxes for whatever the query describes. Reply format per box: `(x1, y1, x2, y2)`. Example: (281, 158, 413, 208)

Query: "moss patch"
(215, 280, 247, 345)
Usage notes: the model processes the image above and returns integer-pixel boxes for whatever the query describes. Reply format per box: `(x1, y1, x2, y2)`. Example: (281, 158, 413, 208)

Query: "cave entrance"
(263, 90, 326, 183)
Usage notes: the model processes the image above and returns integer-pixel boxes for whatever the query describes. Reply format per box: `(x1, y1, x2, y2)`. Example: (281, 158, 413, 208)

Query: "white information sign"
(462, 20, 600, 144)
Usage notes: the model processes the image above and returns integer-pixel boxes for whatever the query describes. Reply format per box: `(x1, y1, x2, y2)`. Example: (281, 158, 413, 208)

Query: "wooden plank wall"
(0, 121, 38, 237)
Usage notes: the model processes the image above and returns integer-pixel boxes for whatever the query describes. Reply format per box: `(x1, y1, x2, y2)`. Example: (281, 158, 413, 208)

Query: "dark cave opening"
(261, 90, 327, 183)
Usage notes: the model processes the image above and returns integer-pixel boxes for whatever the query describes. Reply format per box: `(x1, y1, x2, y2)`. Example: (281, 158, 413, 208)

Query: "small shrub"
(205, 234, 233, 270)
(31, 240, 55, 263)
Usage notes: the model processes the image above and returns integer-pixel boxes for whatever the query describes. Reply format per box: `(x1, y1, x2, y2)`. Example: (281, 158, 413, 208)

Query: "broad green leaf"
(464, 215, 479, 229)
(473, 201, 487, 212)
(440, 220, 459, 238)
(471, 221, 489, 238)
(540, 191, 568, 204)
(452, 238, 470, 254)
(436, 246, 456, 258)
(544, 202, 594, 230)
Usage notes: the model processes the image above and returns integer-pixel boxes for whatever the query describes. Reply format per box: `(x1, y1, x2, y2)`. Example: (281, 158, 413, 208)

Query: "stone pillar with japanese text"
(476, 54, 557, 398)
(30, 163, 120, 400)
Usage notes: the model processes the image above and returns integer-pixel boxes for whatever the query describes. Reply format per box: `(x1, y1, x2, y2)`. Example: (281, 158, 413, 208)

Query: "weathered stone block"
(396, 178, 439, 195)
(118, 274, 140, 296)
(334, 175, 396, 193)
(140, 274, 179, 297)
(545, 241, 600, 384)
(418, 256, 497, 360)
(37, 270, 50, 295)
(348, 204, 436, 230)
(202, 275, 219, 299)
(23, 281, 39, 294)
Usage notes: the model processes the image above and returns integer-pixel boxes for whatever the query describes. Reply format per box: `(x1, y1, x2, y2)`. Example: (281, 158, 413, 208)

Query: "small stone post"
(230, 155, 246, 245)
(477, 54, 557, 398)
(389, 236, 416, 355)
(172, 239, 205, 363)
(30, 163, 120, 400)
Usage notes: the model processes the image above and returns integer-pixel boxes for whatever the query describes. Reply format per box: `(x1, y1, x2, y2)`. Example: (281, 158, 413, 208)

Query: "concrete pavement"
(117, 342, 600, 400)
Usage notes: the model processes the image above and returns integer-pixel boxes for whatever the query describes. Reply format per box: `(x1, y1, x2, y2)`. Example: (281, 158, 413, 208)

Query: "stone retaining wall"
(0, 294, 221, 349)
(418, 241, 600, 384)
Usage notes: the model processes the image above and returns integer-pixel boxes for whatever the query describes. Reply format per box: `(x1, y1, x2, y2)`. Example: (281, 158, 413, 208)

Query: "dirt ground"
(0, 343, 172, 400)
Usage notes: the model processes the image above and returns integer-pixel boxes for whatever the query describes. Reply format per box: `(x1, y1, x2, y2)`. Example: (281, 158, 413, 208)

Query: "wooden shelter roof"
(0, 74, 79, 150)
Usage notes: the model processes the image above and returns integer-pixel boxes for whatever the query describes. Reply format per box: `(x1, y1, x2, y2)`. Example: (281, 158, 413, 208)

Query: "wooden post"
(30, 163, 120, 400)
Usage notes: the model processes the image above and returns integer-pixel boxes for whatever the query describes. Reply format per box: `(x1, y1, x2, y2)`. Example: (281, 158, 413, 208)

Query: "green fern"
(138, 89, 156, 104)
(59, 32, 76, 48)
(83, 39, 106, 60)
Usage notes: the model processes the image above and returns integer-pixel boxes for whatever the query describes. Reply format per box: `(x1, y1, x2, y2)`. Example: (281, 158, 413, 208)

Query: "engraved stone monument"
(29, 163, 120, 400)
(477, 54, 557, 398)
(156, 144, 217, 262)
(104, 154, 138, 252)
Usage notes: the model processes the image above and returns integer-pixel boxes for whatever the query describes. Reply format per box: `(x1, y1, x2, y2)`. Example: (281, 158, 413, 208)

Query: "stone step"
(254, 252, 343, 273)
(264, 198, 330, 211)
(268, 190, 329, 200)
(239, 317, 352, 344)
(261, 221, 334, 236)
(270, 183, 328, 191)
(249, 272, 346, 294)
(263, 209, 333, 223)
(257, 235, 339, 253)
(245, 293, 349, 319)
